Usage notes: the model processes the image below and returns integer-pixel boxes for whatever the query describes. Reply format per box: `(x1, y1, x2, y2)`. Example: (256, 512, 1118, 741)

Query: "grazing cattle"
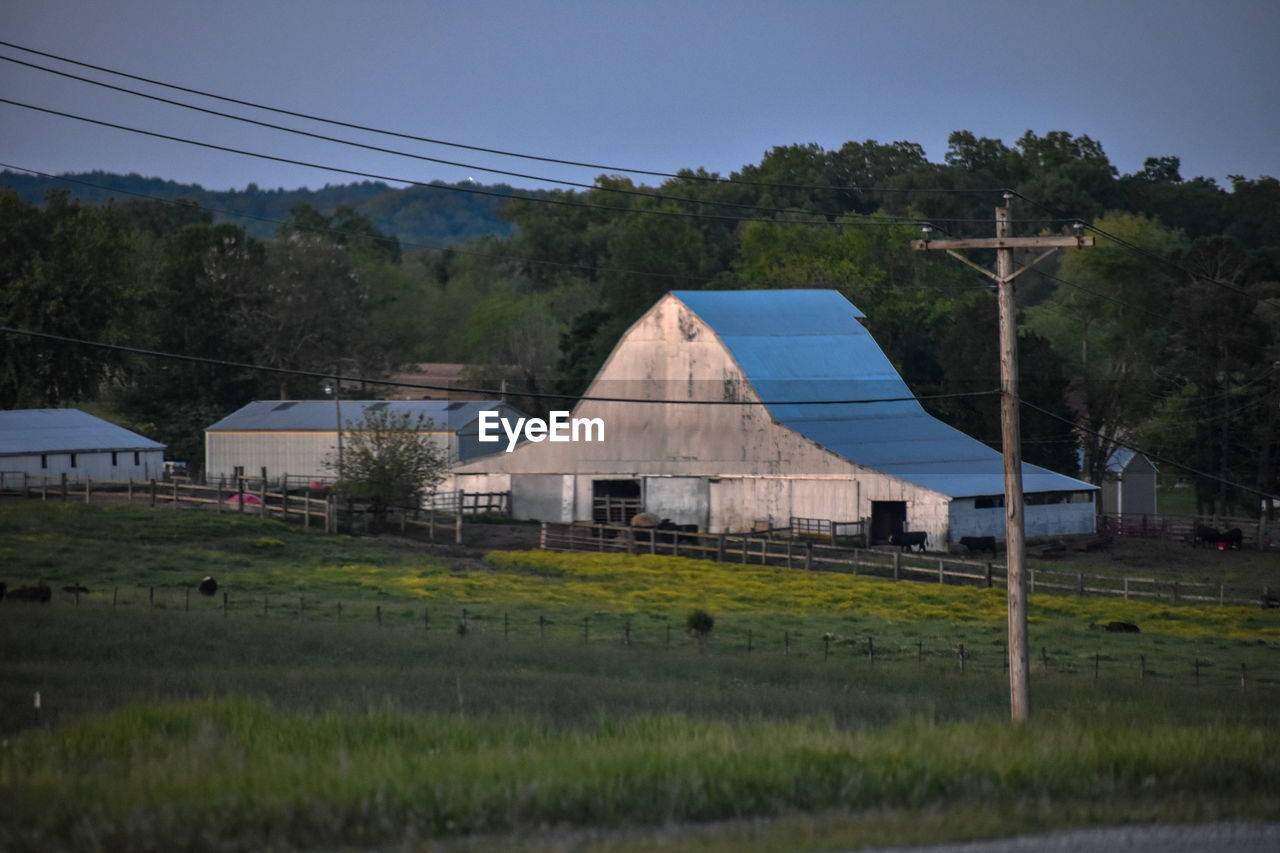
(0, 581, 6, 600)
(958, 535, 997, 556)
(890, 531, 928, 552)
(8, 584, 52, 603)
(1220, 528, 1243, 550)
(1090, 621, 1141, 633)
(1193, 526, 1221, 547)
(198, 576, 218, 596)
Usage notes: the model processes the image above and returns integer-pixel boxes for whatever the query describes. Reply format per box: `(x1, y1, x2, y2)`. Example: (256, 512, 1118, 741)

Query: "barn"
(0, 408, 165, 484)
(204, 399, 526, 487)
(453, 290, 1097, 547)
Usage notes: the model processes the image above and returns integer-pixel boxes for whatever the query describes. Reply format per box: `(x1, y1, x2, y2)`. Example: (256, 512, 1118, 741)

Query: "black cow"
(198, 576, 218, 596)
(1091, 621, 1141, 633)
(8, 584, 51, 603)
(1220, 528, 1243, 550)
(958, 535, 997, 556)
(1193, 526, 1221, 547)
(890, 531, 928, 552)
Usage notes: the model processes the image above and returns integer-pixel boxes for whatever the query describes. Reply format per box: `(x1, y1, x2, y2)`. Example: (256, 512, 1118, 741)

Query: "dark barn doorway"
(869, 501, 907, 545)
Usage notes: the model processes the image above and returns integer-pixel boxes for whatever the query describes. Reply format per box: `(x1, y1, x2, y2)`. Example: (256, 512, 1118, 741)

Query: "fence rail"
(539, 521, 1274, 608)
(0, 474, 504, 541)
(1100, 512, 1269, 548)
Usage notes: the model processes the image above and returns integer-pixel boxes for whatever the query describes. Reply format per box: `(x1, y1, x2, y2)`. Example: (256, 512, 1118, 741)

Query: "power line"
(1008, 190, 1251, 296)
(0, 162, 718, 287)
(0, 39, 1015, 198)
(1020, 398, 1279, 502)
(0, 324, 1000, 409)
(4, 53, 943, 224)
(1, 97, 942, 230)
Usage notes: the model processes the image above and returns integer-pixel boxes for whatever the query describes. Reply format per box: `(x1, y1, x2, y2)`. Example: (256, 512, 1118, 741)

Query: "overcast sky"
(3, 0, 1277, 195)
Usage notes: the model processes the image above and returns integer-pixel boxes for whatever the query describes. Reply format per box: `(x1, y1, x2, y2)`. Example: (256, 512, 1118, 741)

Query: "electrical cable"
(0, 39, 1020, 198)
(0, 324, 1000, 408)
(1020, 398, 1279, 502)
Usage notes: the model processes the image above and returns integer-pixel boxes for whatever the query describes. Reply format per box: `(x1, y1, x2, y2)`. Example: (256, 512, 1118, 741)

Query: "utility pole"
(912, 195, 1092, 721)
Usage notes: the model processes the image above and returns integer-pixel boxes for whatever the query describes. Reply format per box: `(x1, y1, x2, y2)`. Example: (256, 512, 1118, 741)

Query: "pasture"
(1, 500, 1278, 851)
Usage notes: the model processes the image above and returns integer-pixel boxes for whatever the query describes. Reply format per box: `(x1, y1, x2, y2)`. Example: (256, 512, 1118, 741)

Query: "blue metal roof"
(672, 290, 1094, 498)
(206, 400, 518, 433)
(0, 409, 165, 455)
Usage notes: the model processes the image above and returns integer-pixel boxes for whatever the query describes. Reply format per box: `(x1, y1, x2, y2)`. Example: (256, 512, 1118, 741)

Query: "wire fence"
(19, 584, 1276, 694)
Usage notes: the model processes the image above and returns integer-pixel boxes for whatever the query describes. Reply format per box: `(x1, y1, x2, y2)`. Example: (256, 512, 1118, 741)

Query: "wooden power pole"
(912, 195, 1092, 721)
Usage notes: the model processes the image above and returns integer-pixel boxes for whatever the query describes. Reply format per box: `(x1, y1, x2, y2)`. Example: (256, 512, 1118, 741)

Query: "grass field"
(2, 500, 1278, 851)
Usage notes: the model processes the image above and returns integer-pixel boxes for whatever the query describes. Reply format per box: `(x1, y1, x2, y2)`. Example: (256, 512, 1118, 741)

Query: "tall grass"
(3, 696, 1278, 852)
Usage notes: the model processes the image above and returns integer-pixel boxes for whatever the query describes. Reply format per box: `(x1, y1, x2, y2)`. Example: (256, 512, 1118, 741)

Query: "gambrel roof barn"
(454, 290, 1096, 547)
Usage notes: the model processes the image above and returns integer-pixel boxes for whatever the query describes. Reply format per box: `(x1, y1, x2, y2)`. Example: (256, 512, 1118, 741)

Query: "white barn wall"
(4, 450, 163, 483)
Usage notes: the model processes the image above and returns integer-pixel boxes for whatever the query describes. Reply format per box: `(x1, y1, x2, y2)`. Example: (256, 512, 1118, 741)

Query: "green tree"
(1024, 212, 1187, 487)
(111, 222, 266, 469)
(329, 408, 448, 528)
(0, 190, 136, 408)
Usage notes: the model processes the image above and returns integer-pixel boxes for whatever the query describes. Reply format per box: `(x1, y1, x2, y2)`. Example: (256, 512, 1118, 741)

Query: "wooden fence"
(0, 474, 497, 542)
(539, 520, 1273, 608)
(1100, 512, 1269, 548)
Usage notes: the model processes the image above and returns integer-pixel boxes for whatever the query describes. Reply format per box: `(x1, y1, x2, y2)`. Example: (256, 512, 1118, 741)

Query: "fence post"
(150, 478, 157, 507)
(84, 477, 91, 504)
(258, 479, 267, 518)
(958, 643, 965, 674)
(805, 542, 814, 572)
(237, 478, 245, 513)
(985, 562, 993, 588)
(1172, 581, 1180, 603)
(893, 550, 900, 581)
(1077, 572, 1084, 596)
(540, 522, 547, 549)
(829, 519, 837, 546)
(1124, 577, 1129, 600)
(61, 472, 68, 499)
(455, 508, 462, 545)
(568, 523, 575, 551)
(938, 559, 944, 584)
(716, 533, 726, 562)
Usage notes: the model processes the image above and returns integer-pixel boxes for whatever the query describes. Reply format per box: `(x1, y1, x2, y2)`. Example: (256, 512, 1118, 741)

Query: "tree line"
(2, 129, 1277, 517)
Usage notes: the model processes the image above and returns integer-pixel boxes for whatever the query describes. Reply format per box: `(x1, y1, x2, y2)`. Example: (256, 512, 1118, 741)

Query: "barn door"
(869, 501, 906, 545)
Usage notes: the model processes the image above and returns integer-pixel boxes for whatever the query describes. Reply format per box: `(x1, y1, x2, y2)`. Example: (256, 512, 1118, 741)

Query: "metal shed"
(454, 290, 1096, 546)
(204, 399, 526, 487)
(0, 408, 165, 485)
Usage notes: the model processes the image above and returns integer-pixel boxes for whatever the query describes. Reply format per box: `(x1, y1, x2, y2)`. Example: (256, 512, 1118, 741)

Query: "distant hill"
(0, 170, 544, 247)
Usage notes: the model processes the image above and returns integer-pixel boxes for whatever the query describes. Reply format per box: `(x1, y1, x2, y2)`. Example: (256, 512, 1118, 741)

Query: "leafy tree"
(0, 190, 135, 407)
(111, 222, 266, 469)
(1024, 213, 1187, 486)
(329, 408, 448, 527)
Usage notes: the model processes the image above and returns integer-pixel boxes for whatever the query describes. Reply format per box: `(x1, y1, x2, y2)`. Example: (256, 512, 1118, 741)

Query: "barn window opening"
(593, 479, 641, 524)
(974, 495, 1004, 509)
(40, 454, 47, 469)
(133, 451, 140, 465)
(111, 451, 118, 466)
(69, 453, 77, 468)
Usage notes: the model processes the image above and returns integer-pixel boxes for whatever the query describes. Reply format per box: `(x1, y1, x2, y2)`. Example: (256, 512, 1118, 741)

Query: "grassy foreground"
(2, 501, 1279, 850)
(3, 697, 1278, 852)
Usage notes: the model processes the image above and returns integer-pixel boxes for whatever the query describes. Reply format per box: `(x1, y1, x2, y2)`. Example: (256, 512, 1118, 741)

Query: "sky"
(2, 0, 1278, 196)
